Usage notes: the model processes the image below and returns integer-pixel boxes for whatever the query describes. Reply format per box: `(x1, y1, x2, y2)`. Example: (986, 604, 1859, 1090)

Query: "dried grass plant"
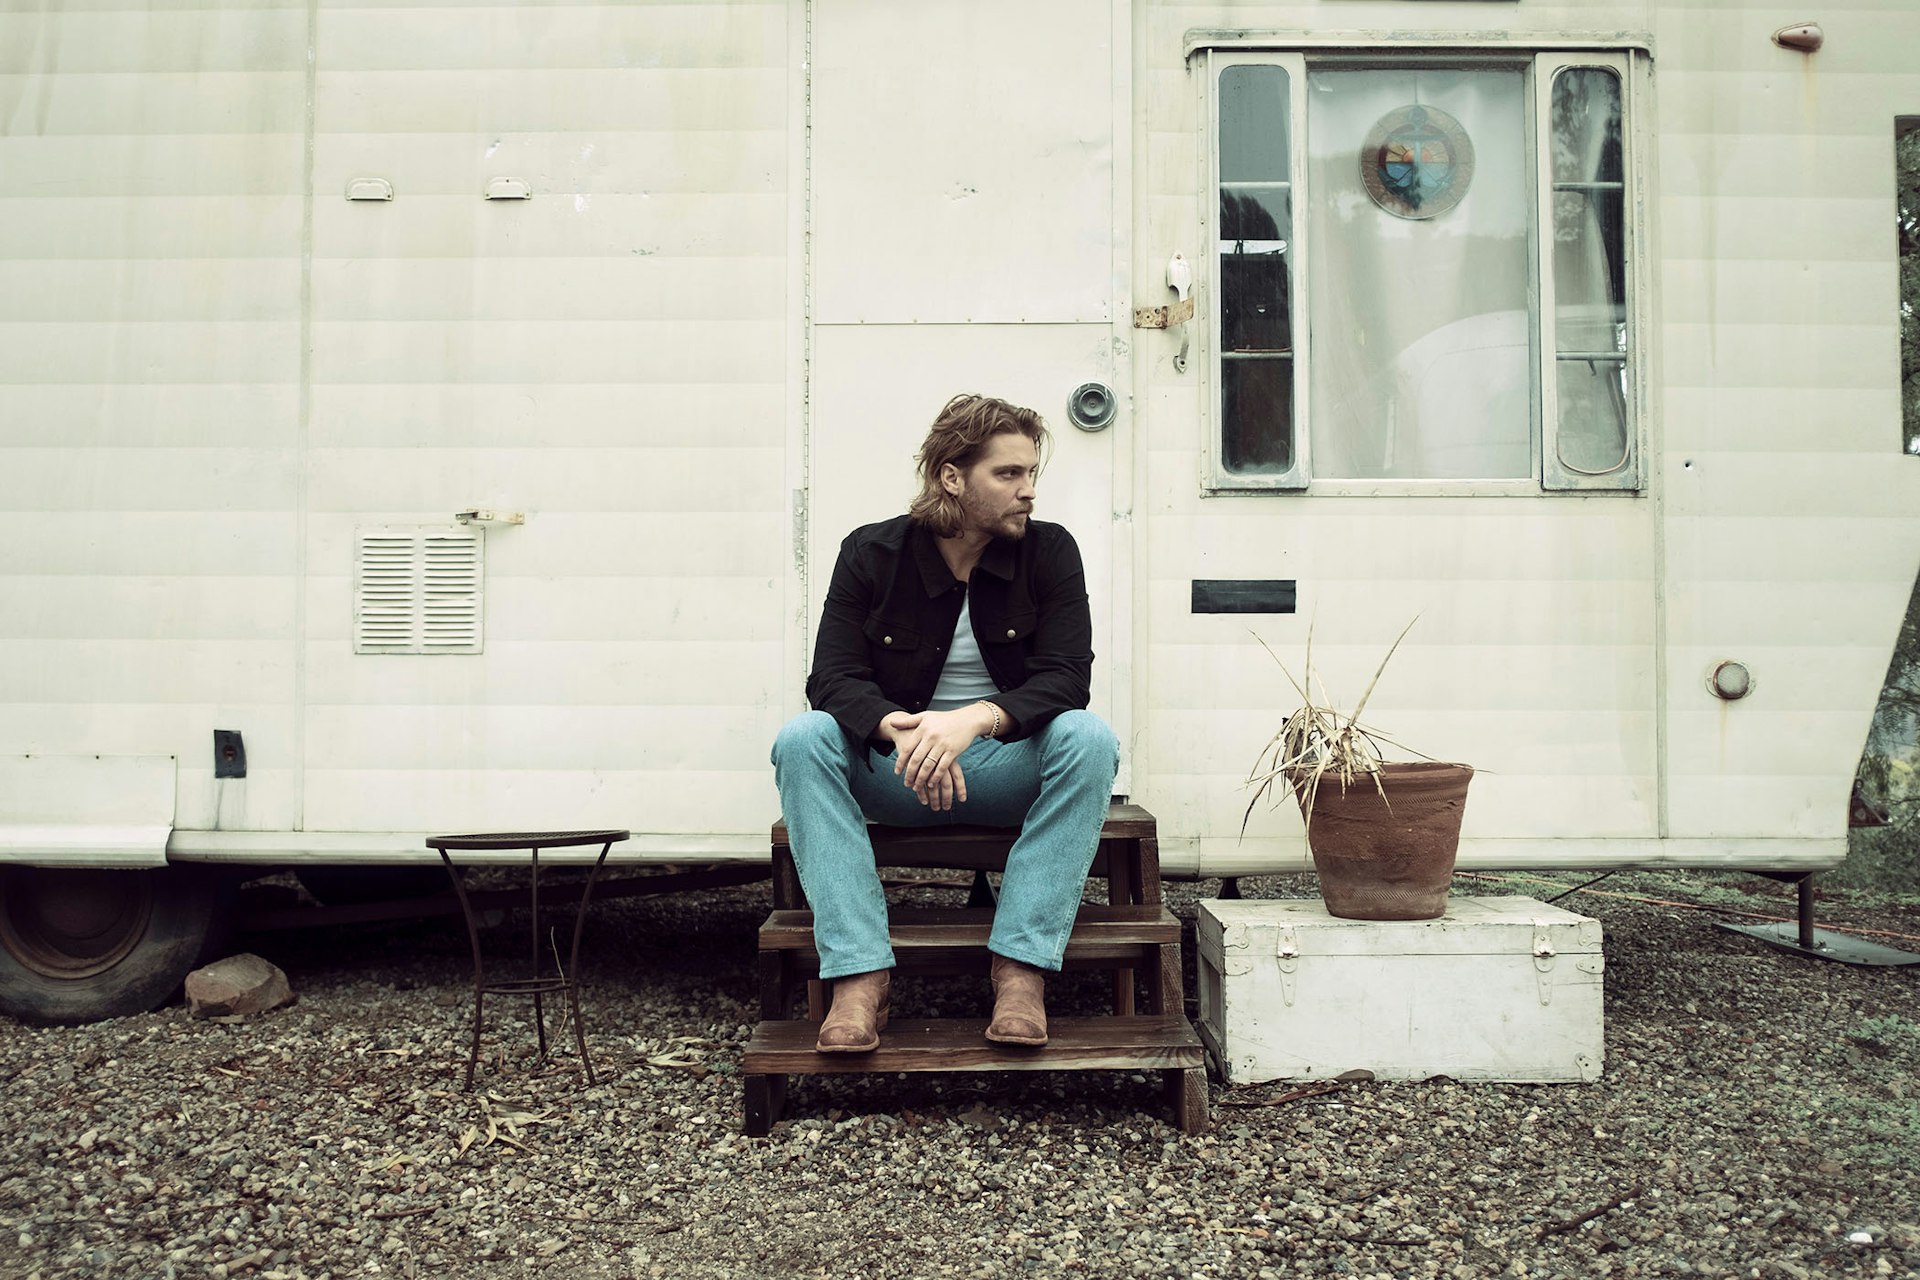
(1241, 617, 1425, 840)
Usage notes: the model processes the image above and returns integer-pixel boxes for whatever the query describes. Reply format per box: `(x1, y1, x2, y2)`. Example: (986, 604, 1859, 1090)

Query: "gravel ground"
(1, 868, 1917, 1280)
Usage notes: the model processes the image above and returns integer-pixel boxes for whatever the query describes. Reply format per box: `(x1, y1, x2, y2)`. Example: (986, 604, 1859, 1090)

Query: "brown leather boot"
(986, 953, 1048, 1046)
(815, 970, 890, 1053)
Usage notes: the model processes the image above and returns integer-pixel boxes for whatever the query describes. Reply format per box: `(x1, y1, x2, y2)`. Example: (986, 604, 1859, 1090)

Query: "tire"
(295, 866, 447, 906)
(0, 864, 231, 1025)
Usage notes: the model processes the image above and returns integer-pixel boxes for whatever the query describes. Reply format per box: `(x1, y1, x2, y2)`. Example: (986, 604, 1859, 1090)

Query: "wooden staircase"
(742, 804, 1207, 1135)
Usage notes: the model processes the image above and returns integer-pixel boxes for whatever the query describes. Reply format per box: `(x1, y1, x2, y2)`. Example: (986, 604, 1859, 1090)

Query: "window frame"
(1196, 42, 1649, 496)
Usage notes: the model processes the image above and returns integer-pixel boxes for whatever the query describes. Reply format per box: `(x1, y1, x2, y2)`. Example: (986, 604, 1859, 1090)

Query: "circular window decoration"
(1360, 104, 1475, 219)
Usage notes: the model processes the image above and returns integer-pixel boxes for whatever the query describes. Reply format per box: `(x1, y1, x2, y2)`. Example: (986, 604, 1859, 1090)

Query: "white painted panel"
(0, 447, 298, 511)
(306, 512, 785, 582)
(811, 0, 1113, 324)
(0, 134, 304, 198)
(0, 321, 301, 385)
(1666, 778, 1848, 841)
(0, 3, 307, 843)
(314, 70, 786, 134)
(1661, 516, 1919, 582)
(308, 195, 786, 261)
(1659, 133, 1900, 200)
(809, 324, 1120, 730)
(0, 577, 296, 641)
(1658, 198, 1890, 265)
(1661, 319, 1895, 391)
(304, 446, 783, 514)
(0, 196, 306, 259)
(303, 706, 777, 773)
(318, 4, 785, 71)
(0, 754, 177, 868)
(306, 640, 781, 707)
(0, 640, 293, 705)
(0, 72, 307, 135)
(309, 383, 785, 449)
(0, 385, 300, 448)
(297, 1, 793, 838)
(1161, 707, 1656, 796)
(1658, 388, 1901, 454)
(311, 257, 784, 322)
(302, 768, 780, 838)
(0, 261, 302, 322)
(309, 131, 784, 199)
(1658, 260, 1896, 328)
(0, 10, 307, 73)
(0, 704, 296, 763)
(0, 514, 297, 576)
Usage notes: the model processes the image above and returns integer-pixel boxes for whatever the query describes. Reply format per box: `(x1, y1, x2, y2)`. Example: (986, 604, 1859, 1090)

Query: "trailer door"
(807, 1, 1133, 785)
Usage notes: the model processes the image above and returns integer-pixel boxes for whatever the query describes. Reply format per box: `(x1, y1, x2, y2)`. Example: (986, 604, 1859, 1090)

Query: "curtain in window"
(1306, 68, 1531, 479)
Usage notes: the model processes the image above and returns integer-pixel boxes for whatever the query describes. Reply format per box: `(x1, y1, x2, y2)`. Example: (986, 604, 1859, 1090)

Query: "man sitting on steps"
(770, 392, 1120, 1053)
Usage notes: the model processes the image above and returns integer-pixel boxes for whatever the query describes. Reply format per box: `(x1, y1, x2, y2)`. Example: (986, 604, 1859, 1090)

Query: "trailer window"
(1545, 67, 1631, 484)
(1218, 65, 1297, 479)
(1203, 51, 1640, 493)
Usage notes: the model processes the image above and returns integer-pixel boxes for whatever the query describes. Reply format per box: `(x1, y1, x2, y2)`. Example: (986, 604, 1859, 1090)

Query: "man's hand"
(877, 706, 993, 811)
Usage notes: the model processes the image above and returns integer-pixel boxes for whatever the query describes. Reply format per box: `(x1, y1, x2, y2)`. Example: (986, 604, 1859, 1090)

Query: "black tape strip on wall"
(1190, 580, 1296, 614)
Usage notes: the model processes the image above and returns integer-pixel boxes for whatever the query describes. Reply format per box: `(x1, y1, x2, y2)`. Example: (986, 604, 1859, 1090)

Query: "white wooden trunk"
(1196, 896, 1604, 1085)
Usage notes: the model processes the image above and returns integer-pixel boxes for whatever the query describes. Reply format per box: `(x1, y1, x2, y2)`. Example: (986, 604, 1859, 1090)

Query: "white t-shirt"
(928, 590, 999, 712)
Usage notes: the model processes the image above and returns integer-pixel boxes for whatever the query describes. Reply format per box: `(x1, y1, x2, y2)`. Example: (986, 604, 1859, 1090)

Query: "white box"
(1196, 896, 1604, 1084)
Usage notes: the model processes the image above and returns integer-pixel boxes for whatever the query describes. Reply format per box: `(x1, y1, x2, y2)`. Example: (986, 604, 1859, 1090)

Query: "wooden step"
(758, 905, 1179, 963)
(742, 1015, 1202, 1075)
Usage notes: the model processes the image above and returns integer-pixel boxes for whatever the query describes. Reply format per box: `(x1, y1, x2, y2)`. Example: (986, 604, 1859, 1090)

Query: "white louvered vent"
(354, 526, 484, 655)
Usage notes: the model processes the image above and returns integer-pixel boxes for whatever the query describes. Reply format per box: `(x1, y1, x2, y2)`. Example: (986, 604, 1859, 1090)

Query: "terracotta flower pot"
(1291, 761, 1474, 920)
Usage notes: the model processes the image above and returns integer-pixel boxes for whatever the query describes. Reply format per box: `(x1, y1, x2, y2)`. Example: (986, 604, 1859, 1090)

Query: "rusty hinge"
(1133, 297, 1195, 329)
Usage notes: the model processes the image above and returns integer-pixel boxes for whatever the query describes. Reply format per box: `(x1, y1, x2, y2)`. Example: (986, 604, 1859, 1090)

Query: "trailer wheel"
(0, 865, 229, 1025)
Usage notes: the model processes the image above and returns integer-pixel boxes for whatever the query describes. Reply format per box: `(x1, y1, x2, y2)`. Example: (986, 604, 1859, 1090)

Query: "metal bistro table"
(425, 829, 629, 1089)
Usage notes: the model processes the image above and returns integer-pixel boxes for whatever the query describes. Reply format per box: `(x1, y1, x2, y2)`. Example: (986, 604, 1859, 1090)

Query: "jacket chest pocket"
(981, 609, 1037, 647)
(863, 615, 923, 675)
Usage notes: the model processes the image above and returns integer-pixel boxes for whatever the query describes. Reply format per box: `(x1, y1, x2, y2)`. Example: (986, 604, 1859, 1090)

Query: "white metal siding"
(303, 0, 789, 835)
(0, 4, 309, 832)
(1138, 1, 1920, 874)
(1653, 2, 1920, 842)
(1, 1, 792, 841)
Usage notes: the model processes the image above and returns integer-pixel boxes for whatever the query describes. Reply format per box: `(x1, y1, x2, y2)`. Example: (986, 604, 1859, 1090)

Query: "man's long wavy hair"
(907, 394, 1050, 538)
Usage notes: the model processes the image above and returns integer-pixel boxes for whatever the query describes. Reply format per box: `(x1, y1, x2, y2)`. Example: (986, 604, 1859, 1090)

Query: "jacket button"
(883, 635, 892, 645)
(1006, 629, 1016, 638)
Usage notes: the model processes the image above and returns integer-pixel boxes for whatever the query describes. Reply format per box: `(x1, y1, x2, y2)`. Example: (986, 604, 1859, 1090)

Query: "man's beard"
(961, 492, 1029, 540)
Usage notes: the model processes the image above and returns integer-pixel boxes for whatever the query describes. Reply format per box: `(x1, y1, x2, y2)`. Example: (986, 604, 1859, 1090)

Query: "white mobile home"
(3, 1, 1917, 1020)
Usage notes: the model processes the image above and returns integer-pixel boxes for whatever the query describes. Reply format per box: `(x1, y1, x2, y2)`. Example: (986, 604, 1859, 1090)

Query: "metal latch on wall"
(1532, 922, 1557, 1006)
(1133, 254, 1196, 373)
(1275, 925, 1299, 1007)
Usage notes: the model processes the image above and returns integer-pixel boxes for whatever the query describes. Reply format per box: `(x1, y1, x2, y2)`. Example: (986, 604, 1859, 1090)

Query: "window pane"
(1549, 66, 1631, 482)
(1554, 357, 1630, 475)
(1218, 63, 1295, 480)
(1221, 234, 1292, 352)
(1223, 358, 1294, 475)
(1306, 67, 1531, 479)
(1552, 189, 1626, 351)
(1220, 66, 1290, 183)
(1550, 68, 1623, 186)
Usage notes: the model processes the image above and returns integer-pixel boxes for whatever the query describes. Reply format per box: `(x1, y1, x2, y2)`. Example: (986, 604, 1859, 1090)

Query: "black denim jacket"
(805, 514, 1094, 749)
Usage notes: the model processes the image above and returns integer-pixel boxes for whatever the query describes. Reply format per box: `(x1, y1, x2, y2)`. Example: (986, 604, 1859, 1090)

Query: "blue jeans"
(770, 709, 1120, 980)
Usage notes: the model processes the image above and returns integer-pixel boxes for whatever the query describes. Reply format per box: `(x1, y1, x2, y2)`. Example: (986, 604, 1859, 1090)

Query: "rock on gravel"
(185, 954, 295, 1020)
(0, 869, 1916, 1280)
